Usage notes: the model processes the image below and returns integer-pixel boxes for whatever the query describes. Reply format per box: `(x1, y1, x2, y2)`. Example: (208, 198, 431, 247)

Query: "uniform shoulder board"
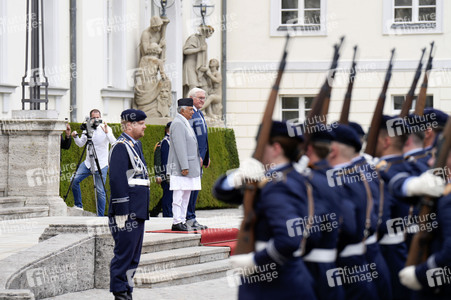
(114, 137, 134, 148)
(376, 160, 389, 172)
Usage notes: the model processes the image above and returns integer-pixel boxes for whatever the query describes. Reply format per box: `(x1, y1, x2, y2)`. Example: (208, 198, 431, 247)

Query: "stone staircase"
(134, 233, 232, 288)
(0, 196, 49, 221)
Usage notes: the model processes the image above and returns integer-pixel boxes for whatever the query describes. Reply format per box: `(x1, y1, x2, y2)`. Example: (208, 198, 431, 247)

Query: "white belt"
(339, 242, 366, 257)
(364, 234, 377, 245)
(128, 178, 150, 186)
(303, 248, 337, 263)
(379, 232, 405, 245)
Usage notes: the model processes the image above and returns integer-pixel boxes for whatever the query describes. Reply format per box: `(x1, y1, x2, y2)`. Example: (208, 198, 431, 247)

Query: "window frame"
(270, 0, 328, 37)
(383, 0, 443, 35)
(280, 95, 315, 121)
(391, 94, 434, 115)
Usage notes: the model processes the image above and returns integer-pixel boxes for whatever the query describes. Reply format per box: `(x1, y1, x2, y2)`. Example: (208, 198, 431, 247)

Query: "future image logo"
(326, 264, 378, 287)
(326, 169, 343, 187)
(386, 117, 407, 137)
(426, 267, 451, 287)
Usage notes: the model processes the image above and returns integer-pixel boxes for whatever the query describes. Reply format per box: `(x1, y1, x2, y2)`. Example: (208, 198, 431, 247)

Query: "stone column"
(1, 110, 67, 216)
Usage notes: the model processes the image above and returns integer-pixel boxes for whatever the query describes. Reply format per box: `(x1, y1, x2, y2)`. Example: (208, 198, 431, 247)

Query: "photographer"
(71, 109, 116, 216)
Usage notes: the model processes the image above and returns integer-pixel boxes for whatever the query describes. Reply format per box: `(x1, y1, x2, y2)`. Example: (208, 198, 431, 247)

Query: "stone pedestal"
(0, 110, 67, 216)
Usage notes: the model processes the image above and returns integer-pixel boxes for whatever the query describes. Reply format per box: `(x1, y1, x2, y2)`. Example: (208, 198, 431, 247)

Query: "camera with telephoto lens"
(80, 116, 103, 135)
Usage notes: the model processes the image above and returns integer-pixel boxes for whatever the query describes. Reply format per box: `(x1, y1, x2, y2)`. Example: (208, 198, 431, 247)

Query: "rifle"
(320, 37, 345, 122)
(234, 35, 290, 255)
(406, 117, 451, 265)
(399, 48, 426, 118)
(414, 42, 435, 116)
(302, 37, 344, 149)
(339, 45, 358, 125)
(364, 49, 396, 157)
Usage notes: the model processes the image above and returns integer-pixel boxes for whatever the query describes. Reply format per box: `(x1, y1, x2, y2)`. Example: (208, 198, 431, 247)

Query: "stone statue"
(134, 15, 172, 118)
(156, 80, 172, 117)
(202, 58, 222, 118)
(134, 42, 169, 117)
(140, 15, 170, 60)
(182, 25, 214, 97)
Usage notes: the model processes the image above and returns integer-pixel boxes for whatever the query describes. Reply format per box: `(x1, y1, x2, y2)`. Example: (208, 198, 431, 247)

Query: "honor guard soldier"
(301, 128, 346, 300)
(348, 122, 393, 300)
(108, 109, 150, 300)
(399, 136, 451, 300)
(403, 113, 434, 174)
(328, 124, 378, 300)
(213, 121, 317, 300)
(418, 108, 449, 165)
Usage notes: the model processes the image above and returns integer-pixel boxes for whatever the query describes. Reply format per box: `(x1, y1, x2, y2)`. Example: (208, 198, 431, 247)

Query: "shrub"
(60, 123, 239, 215)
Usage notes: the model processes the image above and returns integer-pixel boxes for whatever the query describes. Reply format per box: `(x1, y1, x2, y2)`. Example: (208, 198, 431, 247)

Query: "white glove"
(230, 252, 257, 275)
(405, 172, 445, 197)
(293, 155, 309, 173)
(115, 215, 128, 229)
(227, 158, 265, 188)
(399, 266, 422, 291)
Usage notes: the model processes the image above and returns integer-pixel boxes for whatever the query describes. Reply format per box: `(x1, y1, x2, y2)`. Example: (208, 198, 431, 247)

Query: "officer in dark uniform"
(399, 138, 451, 300)
(348, 121, 393, 300)
(420, 108, 449, 164)
(374, 115, 419, 300)
(302, 128, 346, 300)
(328, 124, 378, 300)
(213, 121, 317, 300)
(108, 109, 150, 300)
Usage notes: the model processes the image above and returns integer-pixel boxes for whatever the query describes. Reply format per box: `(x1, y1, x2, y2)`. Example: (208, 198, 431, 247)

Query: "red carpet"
(147, 228, 239, 255)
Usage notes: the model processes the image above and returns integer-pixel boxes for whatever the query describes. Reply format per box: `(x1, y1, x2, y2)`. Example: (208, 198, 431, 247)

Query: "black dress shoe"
(172, 223, 189, 231)
(190, 220, 208, 230)
(113, 291, 128, 300)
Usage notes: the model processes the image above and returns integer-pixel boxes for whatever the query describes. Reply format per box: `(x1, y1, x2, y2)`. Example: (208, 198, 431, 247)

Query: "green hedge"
(60, 123, 240, 215)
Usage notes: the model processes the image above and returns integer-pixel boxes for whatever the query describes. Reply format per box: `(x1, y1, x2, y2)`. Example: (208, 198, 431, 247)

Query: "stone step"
(139, 246, 230, 272)
(141, 233, 201, 254)
(0, 197, 26, 208)
(134, 259, 232, 288)
(0, 206, 49, 221)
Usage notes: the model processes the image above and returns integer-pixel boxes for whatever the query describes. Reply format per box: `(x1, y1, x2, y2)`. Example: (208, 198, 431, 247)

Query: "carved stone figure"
(134, 15, 172, 118)
(202, 58, 222, 118)
(140, 15, 170, 60)
(157, 80, 172, 117)
(134, 43, 168, 116)
(182, 25, 214, 97)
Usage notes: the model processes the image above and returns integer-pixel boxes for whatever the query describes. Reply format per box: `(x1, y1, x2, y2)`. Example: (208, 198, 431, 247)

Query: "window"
(104, 0, 127, 88)
(392, 94, 433, 114)
(383, 0, 442, 35)
(281, 96, 314, 120)
(270, 0, 327, 36)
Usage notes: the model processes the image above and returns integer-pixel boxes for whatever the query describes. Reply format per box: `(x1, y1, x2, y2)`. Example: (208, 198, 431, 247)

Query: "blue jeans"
(72, 162, 108, 216)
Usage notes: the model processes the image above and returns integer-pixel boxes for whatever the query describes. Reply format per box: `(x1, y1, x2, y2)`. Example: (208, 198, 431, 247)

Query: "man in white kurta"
(167, 98, 202, 231)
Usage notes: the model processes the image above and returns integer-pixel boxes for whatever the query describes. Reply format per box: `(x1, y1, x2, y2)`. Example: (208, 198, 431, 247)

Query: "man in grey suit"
(167, 98, 202, 231)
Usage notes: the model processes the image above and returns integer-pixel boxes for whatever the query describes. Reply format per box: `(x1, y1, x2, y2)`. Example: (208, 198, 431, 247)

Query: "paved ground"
(47, 277, 238, 300)
(0, 208, 242, 300)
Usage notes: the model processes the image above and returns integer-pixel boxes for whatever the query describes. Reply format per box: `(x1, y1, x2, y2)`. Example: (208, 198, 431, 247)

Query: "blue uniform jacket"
(190, 109, 209, 166)
(405, 148, 431, 175)
(378, 155, 416, 236)
(304, 159, 342, 251)
(414, 191, 451, 298)
(108, 133, 150, 220)
(160, 134, 170, 178)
